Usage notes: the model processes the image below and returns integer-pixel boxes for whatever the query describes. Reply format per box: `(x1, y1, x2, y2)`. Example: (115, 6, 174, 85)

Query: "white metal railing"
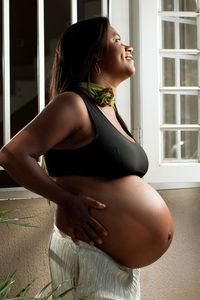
(2, 0, 10, 146)
(0, 0, 109, 194)
(101, 0, 108, 17)
(37, 0, 45, 114)
(70, 0, 77, 24)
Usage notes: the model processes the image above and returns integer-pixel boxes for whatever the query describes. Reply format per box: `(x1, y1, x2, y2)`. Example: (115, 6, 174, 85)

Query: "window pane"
(162, 0, 174, 10)
(180, 58, 198, 86)
(10, 0, 38, 137)
(78, 0, 101, 20)
(179, 0, 197, 11)
(44, 0, 70, 103)
(180, 21, 197, 49)
(163, 57, 175, 86)
(0, 0, 3, 148)
(163, 94, 176, 123)
(181, 131, 198, 159)
(163, 131, 177, 158)
(162, 21, 175, 49)
(181, 95, 198, 124)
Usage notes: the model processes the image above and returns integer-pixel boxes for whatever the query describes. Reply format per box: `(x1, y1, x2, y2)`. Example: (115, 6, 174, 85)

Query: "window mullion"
(159, 12, 199, 17)
(176, 0, 181, 166)
(176, 58, 180, 86)
(177, 130, 181, 160)
(160, 87, 200, 91)
(197, 15, 200, 88)
(197, 0, 200, 162)
(176, 94, 180, 124)
(161, 124, 200, 129)
(197, 0, 200, 11)
(160, 49, 200, 54)
(174, 0, 178, 12)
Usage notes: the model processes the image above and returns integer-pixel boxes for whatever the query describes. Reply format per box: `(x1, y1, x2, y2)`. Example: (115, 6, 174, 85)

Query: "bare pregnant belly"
(54, 175, 174, 268)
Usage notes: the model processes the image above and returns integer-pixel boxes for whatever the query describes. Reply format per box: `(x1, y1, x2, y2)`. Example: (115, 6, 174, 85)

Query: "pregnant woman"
(0, 17, 174, 300)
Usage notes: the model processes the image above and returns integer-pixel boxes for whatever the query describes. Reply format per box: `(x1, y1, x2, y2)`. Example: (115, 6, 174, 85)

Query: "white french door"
(139, 0, 200, 186)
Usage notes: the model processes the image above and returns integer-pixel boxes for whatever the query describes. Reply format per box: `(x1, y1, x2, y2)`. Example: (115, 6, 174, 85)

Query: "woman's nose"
(125, 45, 134, 53)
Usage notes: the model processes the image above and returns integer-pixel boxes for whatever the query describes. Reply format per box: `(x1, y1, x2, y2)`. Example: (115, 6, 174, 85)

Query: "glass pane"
(179, 0, 196, 11)
(10, 0, 38, 137)
(78, 0, 101, 20)
(163, 131, 177, 158)
(163, 57, 175, 86)
(162, 21, 175, 49)
(163, 94, 176, 123)
(162, 0, 174, 10)
(181, 131, 198, 159)
(180, 21, 197, 49)
(45, 0, 70, 103)
(180, 58, 198, 86)
(0, 0, 3, 148)
(181, 95, 198, 124)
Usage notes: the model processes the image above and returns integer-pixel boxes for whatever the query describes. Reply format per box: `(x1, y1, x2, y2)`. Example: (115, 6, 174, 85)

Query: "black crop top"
(44, 91, 149, 178)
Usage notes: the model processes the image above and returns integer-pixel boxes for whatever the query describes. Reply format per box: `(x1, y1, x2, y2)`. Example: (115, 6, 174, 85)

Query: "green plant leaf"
(0, 273, 100, 300)
(78, 287, 101, 300)
(3, 285, 11, 299)
(41, 285, 60, 299)
(0, 210, 16, 218)
(3, 297, 40, 300)
(15, 279, 36, 298)
(1, 220, 39, 228)
(42, 281, 80, 300)
(34, 281, 52, 298)
(52, 286, 77, 300)
(0, 272, 16, 298)
(0, 210, 38, 228)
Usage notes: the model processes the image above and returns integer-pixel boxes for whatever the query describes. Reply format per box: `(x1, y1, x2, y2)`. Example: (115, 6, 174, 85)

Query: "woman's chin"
(129, 67, 136, 77)
(125, 66, 136, 78)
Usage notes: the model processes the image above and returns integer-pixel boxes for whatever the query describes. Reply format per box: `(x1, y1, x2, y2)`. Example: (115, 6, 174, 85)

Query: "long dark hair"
(49, 17, 110, 100)
(49, 16, 128, 130)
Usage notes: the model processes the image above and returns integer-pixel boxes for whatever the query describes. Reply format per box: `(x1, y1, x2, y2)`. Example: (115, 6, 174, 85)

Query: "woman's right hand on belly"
(58, 190, 108, 245)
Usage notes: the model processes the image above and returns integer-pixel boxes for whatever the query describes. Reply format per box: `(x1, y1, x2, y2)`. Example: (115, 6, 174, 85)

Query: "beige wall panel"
(0, 198, 55, 297)
(141, 188, 200, 300)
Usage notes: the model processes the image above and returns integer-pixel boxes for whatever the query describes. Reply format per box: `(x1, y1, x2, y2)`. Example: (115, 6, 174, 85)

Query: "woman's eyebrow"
(113, 33, 121, 39)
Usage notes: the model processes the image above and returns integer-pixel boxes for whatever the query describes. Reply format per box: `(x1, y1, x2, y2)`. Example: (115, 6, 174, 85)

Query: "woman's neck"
(91, 75, 120, 94)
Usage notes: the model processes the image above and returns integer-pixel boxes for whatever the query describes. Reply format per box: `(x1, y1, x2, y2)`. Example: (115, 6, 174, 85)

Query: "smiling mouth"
(125, 56, 134, 61)
(125, 56, 133, 60)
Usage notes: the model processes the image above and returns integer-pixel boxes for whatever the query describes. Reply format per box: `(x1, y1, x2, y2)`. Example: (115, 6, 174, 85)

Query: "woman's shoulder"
(48, 91, 87, 113)
(45, 91, 89, 121)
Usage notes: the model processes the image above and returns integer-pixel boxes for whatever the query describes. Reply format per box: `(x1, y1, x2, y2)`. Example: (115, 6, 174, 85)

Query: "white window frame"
(137, 0, 200, 188)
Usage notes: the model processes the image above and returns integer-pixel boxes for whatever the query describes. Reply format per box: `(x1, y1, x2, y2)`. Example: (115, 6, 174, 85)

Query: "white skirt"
(48, 224, 141, 300)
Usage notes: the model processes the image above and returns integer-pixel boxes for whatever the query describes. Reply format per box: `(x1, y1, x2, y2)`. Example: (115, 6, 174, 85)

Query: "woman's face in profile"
(100, 25, 135, 81)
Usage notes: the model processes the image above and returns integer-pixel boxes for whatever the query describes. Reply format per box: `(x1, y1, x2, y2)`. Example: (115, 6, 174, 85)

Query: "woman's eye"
(115, 38, 121, 43)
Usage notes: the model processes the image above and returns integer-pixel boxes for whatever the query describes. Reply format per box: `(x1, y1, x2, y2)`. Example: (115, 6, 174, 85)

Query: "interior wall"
(0, 187, 199, 299)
